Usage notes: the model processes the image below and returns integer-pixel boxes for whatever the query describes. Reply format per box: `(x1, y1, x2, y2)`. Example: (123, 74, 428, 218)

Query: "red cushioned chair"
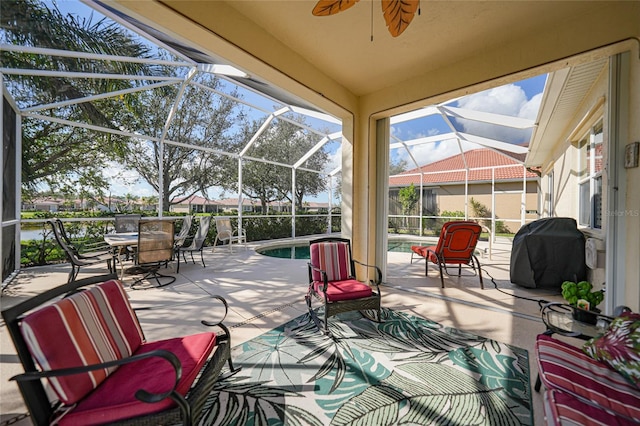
(307, 237, 382, 333)
(410, 221, 484, 289)
(2, 274, 237, 426)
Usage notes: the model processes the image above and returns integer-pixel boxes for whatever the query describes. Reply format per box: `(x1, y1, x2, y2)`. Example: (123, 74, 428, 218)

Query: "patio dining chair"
(307, 237, 382, 333)
(212, 217, 247, 253)
(114, 214, 141, 233)
(177, 215, 211, 272)
(174, 215, 193, 250)
(410, 220, 484, 289)
(47, 219, 115, 283)
(53, 218, 113, 257)
(131, 219, 176, 289)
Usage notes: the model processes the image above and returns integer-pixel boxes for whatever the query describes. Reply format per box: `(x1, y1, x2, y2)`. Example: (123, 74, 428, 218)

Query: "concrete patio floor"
(1, 237, 564, 425)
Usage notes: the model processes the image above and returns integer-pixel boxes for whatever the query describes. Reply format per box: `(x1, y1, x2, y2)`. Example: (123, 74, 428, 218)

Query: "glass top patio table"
(104, 232, 138, 247)
(540, 302, 611, 339)
(104, 233, 138, 279)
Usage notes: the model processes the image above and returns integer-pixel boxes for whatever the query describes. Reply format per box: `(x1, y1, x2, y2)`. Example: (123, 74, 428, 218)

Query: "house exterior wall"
(625, 50, 640, 311)
(390, 181, 537, 234)
(542, 67, 608, 293)
(539, 52, 640, 311)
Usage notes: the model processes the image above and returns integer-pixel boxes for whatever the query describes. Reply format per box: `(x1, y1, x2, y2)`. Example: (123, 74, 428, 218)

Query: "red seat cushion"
(410, 245, 429, 258)
(59, 332, 217, 425)
(544, 388, 638, 426)
(312, 279, 373, 302)
(536, 334, 640, 421)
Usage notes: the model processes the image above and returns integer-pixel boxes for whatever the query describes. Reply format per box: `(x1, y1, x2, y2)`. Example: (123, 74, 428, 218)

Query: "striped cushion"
(543, 388, 638, 426)
(536, 334, 640, 421)
(310, 242, 352, 282)
(20, 280, 144, 405)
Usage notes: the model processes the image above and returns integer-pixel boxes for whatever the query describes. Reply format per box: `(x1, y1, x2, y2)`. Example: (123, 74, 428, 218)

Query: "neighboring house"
(301, 202, 330, 213)
(170, 195, 221, 214)
(388, 149, 539, 233)
(21, 198, 62, 212)
(216, 197, 260, 213)
(526, 57, 638, 311)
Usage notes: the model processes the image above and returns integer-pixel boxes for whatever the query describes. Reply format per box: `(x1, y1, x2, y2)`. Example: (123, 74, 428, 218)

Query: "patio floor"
(0, 237, 563, 425)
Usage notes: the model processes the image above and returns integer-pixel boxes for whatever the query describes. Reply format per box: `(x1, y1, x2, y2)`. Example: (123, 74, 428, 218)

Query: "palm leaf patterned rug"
(200, 308, 532, 425)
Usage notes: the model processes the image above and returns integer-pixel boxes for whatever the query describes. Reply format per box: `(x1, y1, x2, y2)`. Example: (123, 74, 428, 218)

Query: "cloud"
(324, 145, 342, 175)
(103, 162, 155, 196)
(453, 84, 538, 144)
(392, 139, 482, 171)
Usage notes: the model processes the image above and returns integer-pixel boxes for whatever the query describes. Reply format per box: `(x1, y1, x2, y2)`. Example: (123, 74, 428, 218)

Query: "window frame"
(576, 119, 604, 231)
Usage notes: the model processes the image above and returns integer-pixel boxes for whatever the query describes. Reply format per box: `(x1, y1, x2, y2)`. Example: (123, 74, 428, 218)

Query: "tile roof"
(389, 149, 538, 187)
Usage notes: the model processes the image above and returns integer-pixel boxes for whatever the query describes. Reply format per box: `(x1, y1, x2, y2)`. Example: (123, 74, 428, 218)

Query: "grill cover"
(510, 217, 587, 289)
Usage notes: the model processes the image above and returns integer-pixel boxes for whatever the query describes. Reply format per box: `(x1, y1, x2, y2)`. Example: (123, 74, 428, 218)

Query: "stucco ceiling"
(215, 0, 607, 97)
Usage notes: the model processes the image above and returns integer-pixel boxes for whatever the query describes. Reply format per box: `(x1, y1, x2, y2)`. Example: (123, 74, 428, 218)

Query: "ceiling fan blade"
(382, 0, 419, 37)
(312, 0, 360, 16)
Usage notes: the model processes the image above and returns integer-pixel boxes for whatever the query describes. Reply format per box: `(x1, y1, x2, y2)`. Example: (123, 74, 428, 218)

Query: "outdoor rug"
(200, 308, 532, 425)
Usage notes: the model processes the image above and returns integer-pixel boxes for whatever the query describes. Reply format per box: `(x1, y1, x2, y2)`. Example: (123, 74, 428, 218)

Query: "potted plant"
(561, 280, 605, 324)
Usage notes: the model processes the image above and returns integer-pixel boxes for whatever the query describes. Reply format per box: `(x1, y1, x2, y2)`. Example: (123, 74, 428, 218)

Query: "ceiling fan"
(312, 0, 419, 38)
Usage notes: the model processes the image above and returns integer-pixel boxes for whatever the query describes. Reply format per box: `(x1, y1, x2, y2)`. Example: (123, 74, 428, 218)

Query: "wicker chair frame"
(1, 274, 237, 426)
(306, 237, 382, 333)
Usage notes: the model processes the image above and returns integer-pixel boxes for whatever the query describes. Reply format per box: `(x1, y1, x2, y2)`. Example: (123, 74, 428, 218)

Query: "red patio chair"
(307, 237, 382, 333)
(411, 221, 484, 289)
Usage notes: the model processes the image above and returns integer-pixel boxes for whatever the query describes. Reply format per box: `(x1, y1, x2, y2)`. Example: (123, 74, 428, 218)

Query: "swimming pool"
(257, 240, 423, 259)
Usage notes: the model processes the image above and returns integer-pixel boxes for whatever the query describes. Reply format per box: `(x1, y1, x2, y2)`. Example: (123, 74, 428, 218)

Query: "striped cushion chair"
(306, 237, 382, 333)
(6, 276, 234, 425)
(535, 333, 640, 425)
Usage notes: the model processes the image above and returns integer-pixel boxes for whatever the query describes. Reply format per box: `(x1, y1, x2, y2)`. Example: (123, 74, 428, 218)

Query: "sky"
(41, 0, 546, 201)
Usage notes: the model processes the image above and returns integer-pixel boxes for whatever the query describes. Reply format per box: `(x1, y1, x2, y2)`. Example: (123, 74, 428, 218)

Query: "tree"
(124, 71, 245, 209)
(399, 183, 419, 228)
(389, 157, 409, 175)
(1, 0, 153, 199)
(230, 118, 329, 213)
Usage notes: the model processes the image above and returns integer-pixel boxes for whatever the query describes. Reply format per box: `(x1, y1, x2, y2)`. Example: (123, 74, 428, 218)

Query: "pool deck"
(0, 236, 563, 425)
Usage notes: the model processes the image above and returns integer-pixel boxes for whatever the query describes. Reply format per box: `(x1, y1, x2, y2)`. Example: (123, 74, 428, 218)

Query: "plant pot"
(571, 306, 601, 325)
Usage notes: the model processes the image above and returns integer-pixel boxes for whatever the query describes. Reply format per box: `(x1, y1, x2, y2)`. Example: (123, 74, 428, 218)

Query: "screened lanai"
(1, 0, 542, 285)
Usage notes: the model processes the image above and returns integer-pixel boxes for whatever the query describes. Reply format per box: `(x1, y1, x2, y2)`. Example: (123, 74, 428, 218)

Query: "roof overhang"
(526, 59, 607, 168)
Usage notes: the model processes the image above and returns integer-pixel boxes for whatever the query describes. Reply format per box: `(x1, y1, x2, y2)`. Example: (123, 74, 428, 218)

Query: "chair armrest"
(353, 259, 382, 286)
(307, 263, 329, 291)
(10, 349, 182, 405)
(134, 295, 232, 342)
(200, 295, 232, 342)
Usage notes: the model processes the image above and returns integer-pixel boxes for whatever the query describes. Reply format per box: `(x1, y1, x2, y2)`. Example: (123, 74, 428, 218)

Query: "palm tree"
(1, 0, 153, 196)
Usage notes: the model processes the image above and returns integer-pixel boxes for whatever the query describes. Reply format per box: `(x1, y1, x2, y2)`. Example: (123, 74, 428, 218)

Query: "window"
(578, 120, 603, 229)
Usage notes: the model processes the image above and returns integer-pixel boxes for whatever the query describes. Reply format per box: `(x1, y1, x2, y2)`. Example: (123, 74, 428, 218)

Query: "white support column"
(328, 175, 333, 233)
(491, 168, 496, 242)
(237, 158, 243, 234)
(521, 166, 527, 226)
(464, 169, 469, 219)
(292, 168, 296, 238)
(419, 173, 424, 236)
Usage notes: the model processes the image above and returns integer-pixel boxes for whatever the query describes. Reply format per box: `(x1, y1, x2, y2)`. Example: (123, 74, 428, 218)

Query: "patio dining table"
(104, 232, 138, 279)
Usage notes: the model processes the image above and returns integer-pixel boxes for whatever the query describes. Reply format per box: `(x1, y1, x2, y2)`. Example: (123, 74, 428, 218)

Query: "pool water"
(257, 241, 422, 259)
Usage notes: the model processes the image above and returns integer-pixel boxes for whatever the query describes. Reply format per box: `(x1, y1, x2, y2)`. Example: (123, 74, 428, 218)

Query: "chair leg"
(324, 303, 329, 333)
(306, 292, 323, 332)
(200, 250, 205, 267)
(438, 262, 445, 288)
(474, 255, 484, 289)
